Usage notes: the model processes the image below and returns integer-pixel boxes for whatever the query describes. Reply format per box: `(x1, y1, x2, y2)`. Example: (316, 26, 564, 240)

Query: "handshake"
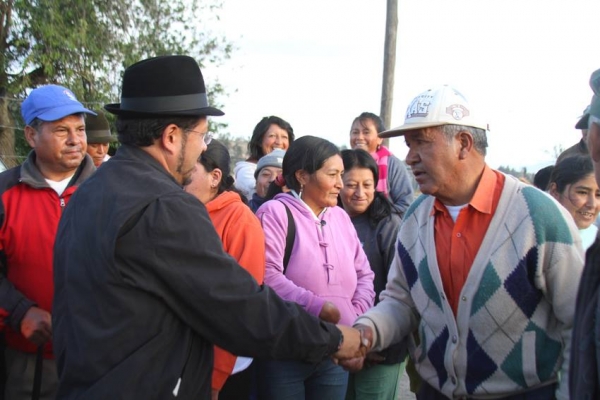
(332, 324, 374, 373)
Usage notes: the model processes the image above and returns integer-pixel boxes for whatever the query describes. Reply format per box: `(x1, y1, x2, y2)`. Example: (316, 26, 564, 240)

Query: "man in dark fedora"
(52, 55, 367, 400)
(85, 110, 116, 167)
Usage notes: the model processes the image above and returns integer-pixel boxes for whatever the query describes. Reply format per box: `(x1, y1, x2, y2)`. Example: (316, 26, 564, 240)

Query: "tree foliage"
(0, 0, 232, 166)
(497, 165, 534, 183)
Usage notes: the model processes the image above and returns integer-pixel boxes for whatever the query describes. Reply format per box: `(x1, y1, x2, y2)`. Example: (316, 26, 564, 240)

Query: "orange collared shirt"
(433, 165, 505, 316)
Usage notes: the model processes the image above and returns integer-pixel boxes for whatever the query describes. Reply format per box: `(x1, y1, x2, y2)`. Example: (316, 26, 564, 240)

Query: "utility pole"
(380, 0, 398, 143)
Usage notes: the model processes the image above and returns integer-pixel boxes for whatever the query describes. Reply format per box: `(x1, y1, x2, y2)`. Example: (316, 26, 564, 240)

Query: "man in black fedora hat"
(52, 55, 368, 400)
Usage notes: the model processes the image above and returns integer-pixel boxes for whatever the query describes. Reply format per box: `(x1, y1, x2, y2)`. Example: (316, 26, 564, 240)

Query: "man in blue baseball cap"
(0, 84, 96, 400)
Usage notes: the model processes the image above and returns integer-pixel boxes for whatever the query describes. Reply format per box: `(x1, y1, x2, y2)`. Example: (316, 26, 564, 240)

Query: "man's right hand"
(332, 324, 370, 361)
(20, 306, 52, 346)
(319, 301, 341, 324)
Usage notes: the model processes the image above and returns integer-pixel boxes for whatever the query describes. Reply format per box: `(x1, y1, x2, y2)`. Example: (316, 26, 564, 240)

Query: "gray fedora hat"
(86, 111, 116, 144)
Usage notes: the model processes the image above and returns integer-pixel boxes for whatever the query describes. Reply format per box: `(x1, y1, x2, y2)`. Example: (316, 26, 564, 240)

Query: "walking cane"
(31, 345, 43, 400)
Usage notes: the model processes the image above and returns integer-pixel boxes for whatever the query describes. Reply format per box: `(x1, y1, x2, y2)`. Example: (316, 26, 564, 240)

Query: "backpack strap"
(280, 202, 296, 275)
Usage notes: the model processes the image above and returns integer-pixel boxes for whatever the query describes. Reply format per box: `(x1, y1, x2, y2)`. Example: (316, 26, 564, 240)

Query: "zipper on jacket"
(59, 197, 66, 209)
(173, 338, 194, 397)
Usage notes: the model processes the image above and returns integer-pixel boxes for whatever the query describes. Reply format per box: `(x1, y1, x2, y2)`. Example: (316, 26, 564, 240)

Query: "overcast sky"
(203, 0, 600, 173)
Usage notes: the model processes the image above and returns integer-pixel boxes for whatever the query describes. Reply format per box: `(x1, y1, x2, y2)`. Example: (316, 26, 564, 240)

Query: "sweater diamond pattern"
(398, 240, 418, 288)
(471, 261, 502, 317)
(501, 333, 527, 388)
(466, 330, 498, 394)
(428, 326, 449, 389)
(522, 186, 573, 245)
(528, 321, 561, 382)
(419, 257, 443, 310)
(403, 193, 428, 221)
(504, 247, 542, 318)
(500, 321, 562, 387)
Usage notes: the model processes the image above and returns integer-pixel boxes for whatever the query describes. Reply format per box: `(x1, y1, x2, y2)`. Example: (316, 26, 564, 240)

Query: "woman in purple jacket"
(255, 136, 375, 400)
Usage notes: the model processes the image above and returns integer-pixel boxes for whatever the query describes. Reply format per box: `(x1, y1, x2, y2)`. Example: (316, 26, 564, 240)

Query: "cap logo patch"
(406, 94, 433, 119)
(63, 89, 77, 102)
(446, 104, 469, 121)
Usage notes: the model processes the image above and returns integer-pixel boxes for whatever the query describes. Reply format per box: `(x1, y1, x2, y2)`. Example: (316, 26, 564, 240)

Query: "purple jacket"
(256, 193, 375, 326)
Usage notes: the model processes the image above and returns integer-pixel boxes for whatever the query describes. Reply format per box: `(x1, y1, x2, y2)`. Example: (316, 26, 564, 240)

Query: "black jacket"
(570, 235, 600, 398)
(53, 145, 340, 399)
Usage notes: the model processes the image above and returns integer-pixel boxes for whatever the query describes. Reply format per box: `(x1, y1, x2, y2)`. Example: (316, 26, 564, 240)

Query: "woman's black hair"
(247, 116, 295, 162)
(549, 154, 594, 194)
(200, 139, 248, 205)
(352, 112, 386, 134)
(265, 135, 339, 199)
(533, 165, 554, 191)
(338, 149, 400, 225)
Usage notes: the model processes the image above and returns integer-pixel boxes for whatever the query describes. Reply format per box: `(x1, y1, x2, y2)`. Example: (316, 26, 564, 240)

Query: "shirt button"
(452, 335, 458, 343)
(462, 296, 467, 301)
(456, 233, 462, 238)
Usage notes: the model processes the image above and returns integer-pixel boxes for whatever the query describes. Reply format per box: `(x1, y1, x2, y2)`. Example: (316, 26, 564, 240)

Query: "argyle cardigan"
(356, 174, 584, 400)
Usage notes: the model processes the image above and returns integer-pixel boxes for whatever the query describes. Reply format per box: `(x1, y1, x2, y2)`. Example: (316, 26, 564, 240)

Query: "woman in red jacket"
(185, 139, 265, 400)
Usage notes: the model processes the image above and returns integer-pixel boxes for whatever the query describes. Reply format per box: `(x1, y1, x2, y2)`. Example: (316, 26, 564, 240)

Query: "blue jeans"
(257, 359, 349, 400)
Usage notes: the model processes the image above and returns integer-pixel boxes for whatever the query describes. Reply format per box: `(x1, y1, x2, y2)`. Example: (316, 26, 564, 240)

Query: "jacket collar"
(20, 151, 96, 190)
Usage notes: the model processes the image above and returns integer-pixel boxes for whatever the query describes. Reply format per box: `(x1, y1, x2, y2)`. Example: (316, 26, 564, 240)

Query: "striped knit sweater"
(355, 174, 584, 399)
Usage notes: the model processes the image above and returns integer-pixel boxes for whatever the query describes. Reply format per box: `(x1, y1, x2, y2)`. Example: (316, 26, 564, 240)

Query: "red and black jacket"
(0, 151, 95, 357)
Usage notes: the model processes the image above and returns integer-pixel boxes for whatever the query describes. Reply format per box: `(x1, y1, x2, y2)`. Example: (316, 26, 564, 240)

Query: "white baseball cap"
(380, 85, 489, 138)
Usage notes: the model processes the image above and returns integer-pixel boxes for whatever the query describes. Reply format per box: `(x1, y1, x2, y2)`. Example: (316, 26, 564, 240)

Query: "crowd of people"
(0, 53, 598, 400)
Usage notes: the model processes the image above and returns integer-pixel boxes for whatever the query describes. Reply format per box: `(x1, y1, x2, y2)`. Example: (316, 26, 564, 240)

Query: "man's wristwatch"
(336, 331, 344, 352)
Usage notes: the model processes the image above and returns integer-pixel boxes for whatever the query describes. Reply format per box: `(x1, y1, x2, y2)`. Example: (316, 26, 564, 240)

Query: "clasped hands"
(331, 324, 373, 372)
(319, 302, 373, 373)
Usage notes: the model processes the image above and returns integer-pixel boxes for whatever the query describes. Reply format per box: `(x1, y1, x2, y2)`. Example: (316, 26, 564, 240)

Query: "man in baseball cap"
(0, 84, 96, 399)
(347, 85, 582, 400)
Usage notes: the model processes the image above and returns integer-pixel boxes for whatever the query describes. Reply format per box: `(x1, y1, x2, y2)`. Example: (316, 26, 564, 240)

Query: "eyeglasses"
(187, 130, 213, 145)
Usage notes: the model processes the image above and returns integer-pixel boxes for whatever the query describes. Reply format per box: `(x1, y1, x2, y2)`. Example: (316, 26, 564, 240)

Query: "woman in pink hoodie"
(255, 135, 375, 400)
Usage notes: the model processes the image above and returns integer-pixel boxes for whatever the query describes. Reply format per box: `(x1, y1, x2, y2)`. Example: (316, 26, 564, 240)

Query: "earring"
(299, 184, 304, 199)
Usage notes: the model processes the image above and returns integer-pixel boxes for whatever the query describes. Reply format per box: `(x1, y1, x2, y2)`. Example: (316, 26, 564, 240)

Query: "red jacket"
(206, 191, 266, 390)
(0, 151, 95, 357)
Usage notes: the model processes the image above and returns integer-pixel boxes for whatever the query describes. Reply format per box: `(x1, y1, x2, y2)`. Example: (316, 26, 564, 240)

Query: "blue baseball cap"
(21, 85, 96, 125)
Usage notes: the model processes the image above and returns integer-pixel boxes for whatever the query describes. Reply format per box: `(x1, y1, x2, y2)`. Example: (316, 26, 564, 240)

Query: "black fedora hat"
(105, 55, 224, 117)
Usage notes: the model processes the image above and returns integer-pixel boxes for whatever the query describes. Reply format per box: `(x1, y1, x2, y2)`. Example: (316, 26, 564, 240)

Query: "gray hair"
(28, 118, 45, 132)
(440, 124, 488, 156)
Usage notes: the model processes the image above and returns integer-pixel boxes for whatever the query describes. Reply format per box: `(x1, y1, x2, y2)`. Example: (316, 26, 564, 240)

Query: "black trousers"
(219, 362, 255, 400)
